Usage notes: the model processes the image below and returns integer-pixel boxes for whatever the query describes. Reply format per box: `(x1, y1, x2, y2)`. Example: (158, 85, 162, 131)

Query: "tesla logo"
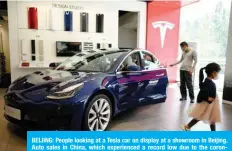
(152, 21, 175, 48)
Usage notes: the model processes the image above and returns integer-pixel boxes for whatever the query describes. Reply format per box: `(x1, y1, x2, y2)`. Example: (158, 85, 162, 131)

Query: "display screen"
(56, 41, 82, 57)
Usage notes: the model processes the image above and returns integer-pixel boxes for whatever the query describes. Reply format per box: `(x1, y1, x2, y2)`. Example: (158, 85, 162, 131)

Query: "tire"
(83, 94, 112, 131)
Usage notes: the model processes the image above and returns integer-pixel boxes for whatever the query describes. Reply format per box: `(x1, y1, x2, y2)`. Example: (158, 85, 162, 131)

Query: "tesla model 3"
(4, 49, 168, 131)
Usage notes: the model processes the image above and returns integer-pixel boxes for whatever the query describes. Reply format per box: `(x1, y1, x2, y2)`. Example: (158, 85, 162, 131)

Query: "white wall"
(0, 21, 10, 73)
(8, 1, 147, 81)
(118, 27, 137, 48)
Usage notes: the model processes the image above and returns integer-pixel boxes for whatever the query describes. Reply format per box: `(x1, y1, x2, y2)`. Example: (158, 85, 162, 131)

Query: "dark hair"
(180, 41, 188, 47)
(199, 62, 221, 88)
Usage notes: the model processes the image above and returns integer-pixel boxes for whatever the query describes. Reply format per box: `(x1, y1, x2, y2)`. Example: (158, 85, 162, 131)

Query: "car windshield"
(55, 51, 125, 72)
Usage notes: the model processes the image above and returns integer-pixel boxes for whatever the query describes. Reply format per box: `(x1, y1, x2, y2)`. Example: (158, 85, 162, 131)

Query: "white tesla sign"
(152, 21, 175, 48)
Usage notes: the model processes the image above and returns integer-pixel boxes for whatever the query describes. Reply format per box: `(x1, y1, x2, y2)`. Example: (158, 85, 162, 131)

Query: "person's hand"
(189, 67, 194, 74)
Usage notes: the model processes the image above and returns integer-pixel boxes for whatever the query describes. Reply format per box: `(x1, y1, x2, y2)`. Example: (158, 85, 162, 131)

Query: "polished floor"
(0, 85, 232, 151)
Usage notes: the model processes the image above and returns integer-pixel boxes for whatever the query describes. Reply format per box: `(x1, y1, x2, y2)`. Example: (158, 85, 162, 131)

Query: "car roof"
(73, 49, 158, 61)
(74, 49, 131, 58)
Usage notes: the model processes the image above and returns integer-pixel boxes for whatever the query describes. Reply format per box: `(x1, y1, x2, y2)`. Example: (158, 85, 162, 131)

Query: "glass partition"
(179, 0, 231, 91)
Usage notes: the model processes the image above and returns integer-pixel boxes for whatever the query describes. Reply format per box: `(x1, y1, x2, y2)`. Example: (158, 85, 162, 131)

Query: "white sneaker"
(181, 125, 190, 131)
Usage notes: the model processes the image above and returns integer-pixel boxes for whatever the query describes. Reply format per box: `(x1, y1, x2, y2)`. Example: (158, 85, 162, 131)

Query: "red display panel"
(28, 7, 38, 29)
(146, 1, 181, 82)
(21, 62, 30, 67)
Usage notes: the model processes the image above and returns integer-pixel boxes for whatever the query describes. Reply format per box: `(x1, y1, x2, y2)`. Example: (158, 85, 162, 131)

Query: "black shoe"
(190, 100, 195, 103)
(180, 98, 187, 101)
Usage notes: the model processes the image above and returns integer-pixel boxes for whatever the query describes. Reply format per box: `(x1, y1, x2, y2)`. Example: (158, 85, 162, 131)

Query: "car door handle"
(156, 73, 164, 77)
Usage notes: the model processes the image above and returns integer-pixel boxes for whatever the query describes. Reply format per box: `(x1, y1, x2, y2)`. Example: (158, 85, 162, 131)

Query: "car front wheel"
(84, 94, 112, 131)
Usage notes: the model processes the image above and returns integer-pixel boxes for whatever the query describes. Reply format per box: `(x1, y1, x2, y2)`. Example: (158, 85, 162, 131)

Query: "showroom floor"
(0, 85, 232, 151)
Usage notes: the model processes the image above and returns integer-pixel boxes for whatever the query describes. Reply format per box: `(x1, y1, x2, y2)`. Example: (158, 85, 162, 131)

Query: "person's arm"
(207, 84, 217, 102)
(170, 55, 183, 66)
(192, 50, 198, 69)
(208, 97, 215, 102)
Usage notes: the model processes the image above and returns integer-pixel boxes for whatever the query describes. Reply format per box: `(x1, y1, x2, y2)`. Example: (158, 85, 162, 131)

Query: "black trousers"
(180, 70, 194, 100)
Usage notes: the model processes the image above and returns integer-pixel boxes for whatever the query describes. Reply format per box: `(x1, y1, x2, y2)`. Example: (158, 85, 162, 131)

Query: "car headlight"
(47, 83, 84, 100)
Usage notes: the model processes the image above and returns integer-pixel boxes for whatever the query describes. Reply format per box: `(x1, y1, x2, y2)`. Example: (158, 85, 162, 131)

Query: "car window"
(142, 51, 157, 62)
(141, 51, 159, 70)
(56, 51, 125, 72)
(119, 52, 142, 72)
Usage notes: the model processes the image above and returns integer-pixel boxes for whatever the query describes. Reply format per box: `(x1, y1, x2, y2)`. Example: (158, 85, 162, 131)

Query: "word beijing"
(32, 137, 94, 144)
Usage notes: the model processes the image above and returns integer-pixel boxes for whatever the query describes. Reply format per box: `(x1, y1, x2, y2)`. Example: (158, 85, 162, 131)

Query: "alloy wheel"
(88, 98, 111, 131)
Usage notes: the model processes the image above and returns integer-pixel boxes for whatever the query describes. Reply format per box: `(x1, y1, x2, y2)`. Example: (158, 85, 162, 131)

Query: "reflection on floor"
(0, 84, 232, 151)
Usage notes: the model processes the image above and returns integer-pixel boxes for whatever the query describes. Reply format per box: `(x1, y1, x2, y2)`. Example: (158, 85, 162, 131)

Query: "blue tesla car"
(4, 49, 168, 131)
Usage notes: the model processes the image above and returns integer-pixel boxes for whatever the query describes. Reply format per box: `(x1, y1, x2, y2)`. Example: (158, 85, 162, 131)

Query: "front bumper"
(4, 93, 85, 130)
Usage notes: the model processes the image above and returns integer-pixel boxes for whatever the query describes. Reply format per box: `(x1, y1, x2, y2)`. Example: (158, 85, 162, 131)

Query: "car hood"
(9, 70, 91, 92)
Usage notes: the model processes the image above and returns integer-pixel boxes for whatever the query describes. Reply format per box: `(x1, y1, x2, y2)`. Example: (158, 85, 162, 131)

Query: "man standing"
(170, 42, 198, 103)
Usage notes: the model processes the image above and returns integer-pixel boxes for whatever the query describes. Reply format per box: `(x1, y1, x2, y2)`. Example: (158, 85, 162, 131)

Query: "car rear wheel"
(84, 94, 112, 131)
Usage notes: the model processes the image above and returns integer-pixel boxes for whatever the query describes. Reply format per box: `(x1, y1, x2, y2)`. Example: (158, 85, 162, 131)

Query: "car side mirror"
(49, 62, 60, 68)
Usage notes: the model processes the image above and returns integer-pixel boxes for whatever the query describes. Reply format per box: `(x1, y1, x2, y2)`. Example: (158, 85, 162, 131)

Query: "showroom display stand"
(18, 7, 110, 69)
